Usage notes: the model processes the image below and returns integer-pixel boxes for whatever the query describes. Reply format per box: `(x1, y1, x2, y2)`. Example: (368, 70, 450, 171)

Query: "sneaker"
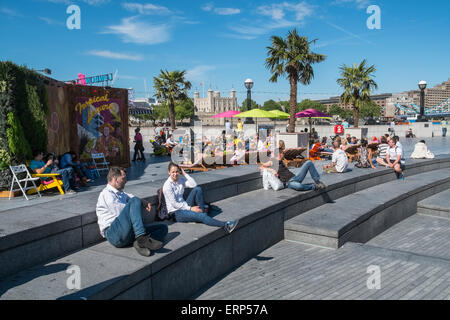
(398, 173, 404, 180)
(65, 189, 77, 195)
(136, 235, 163, 251)
(133, 240, 150, 257)
(224, 220, 239, 234)
(314, 181, 327, 190)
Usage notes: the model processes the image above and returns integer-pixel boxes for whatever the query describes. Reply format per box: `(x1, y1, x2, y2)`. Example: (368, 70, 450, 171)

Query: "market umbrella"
(211, 110, 241, 132)
(296, 109, 332, 139)
(211, 110, 242, 118)
(268, 110, 290, 119)
(233, 109, 278, 133)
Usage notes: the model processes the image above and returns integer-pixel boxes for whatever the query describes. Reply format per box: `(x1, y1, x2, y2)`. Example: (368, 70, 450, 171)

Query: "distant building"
(386, 93, 415, 117)
(424, 78, 450, 108)
(194, 88, 239, 125)
(129, 98, 154, 115)
(403, 78, 450, 108)
(314, 93, 392, 117)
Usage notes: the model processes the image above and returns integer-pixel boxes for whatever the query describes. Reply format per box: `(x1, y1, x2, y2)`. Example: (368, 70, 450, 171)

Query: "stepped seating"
(284, 168, 450, 249)
(1, 156, 450, 299)
(416, 189, 450, 219)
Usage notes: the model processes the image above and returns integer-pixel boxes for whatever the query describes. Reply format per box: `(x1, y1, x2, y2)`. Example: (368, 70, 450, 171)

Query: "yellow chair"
(24, 161, 65, 195)
(27, 173, 65, 195)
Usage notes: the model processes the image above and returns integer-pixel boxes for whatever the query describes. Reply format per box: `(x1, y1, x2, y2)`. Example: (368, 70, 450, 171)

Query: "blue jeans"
(287, 160, 321, 191)
(174, 186, 225, 228)
(443, 128, 447, 137)
(51, 167, 74, 192)
(105, 197, 168, 248)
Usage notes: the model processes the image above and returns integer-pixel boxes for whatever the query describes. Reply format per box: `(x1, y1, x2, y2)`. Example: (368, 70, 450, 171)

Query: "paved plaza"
(194, 211, 450, 300)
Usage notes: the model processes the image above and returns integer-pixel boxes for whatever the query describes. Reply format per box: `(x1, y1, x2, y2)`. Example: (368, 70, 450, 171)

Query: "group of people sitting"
(96, 164, 239, 257)
(30, 150, 92, 194)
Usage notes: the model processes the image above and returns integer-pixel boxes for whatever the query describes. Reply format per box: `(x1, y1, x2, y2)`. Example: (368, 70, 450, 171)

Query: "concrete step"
(417, 189, 450, 219)
(0, 166, 262, 280)
(284, 168, 450, 249)
(1, 156, 450, 299)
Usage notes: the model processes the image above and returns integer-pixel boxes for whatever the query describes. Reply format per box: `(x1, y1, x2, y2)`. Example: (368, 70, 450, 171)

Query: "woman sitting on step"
(259, 147, 326, 192)
(162, 162, 239, 234)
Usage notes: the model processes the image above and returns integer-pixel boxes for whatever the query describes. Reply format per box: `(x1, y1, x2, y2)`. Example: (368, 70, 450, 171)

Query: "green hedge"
(0, 61, 49, 190)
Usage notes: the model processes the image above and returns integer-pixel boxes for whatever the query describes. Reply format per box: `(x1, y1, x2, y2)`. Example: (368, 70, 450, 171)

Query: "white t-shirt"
(332, 149, 348, 173)
(225, 122, 231, 131)
(387, 146, 405, 164)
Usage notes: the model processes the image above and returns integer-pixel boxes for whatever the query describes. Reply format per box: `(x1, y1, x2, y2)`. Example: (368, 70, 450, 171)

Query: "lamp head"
(418, 80, 427, 90)
(244, 78, 254, 90)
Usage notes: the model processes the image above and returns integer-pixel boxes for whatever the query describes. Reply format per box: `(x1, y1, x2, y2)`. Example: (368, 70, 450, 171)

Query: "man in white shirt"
(386, 138, 405, 180)
(96, 167, 168, 256)
(323, 140, 348, 173)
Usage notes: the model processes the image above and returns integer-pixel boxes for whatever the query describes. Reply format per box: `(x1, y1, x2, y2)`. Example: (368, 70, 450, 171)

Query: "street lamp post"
(244, 78, 254, 124)
(417, 80, 427, 122)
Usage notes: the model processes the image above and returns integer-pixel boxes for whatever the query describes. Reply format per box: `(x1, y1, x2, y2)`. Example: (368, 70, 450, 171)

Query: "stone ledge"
(285, 169, 450, 248)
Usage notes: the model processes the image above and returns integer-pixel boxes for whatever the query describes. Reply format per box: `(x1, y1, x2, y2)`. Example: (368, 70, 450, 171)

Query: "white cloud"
(201, 3, 214, 12)
(226, 1, 314, 40)
(43, 0, 110, 5)
(256, 2, 314, 21)
(39, 16, 64, 26)
(87, 50, 144, 61)
(0, 7, 22, 17)
(214, 8, 241, 15)
(202, 3, 240, 15)
(122, 2, 172, 15)
(186, 65, 216, 82)
(104, 17, 170, 45)
(332, 0, 370, 9)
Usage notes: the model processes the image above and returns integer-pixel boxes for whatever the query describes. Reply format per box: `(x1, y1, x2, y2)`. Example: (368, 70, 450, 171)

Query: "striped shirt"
(377, 143, 389, 159)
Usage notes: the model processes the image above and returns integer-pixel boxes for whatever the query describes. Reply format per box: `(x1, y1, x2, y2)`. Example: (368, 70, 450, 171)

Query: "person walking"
(132, 128, 145, 162)
(441, 118, 448, 137)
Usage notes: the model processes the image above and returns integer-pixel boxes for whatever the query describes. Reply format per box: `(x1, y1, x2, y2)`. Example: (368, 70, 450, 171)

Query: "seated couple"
(259, 147, 326, 192)
(96, 164, 239, 257)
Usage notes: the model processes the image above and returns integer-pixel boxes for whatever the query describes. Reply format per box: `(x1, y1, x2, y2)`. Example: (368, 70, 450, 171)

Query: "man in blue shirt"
(60, 151, 91, 186)
(30, 150, 77, 194)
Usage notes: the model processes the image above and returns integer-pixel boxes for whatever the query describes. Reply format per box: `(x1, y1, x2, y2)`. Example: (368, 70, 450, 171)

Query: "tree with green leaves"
(153, 70, 192, 129)
(359, 100, 381, 118)
(337, 60, 378, 128)
(175, 98, 194, 121)
(265, 29, 326, 132)
(262, 99, 282, 111)
(240, 99, 259, 112)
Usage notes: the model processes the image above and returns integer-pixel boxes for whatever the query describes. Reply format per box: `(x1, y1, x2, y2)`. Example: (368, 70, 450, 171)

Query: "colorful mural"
(75, 93, 124, 161)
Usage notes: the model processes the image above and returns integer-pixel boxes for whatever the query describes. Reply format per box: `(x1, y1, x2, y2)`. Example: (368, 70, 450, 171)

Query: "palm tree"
(336, 60, 378, 128)
(153, 70, 192, 129)
(265, 29, 326, 133)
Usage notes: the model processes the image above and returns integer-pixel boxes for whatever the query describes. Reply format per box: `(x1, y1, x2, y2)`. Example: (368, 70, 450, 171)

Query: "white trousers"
(262, 169, 285, 191)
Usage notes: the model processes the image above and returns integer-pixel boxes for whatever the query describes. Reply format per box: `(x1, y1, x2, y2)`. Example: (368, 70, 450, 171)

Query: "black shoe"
(133, 240, 150, 256)
(136, 235, 163, 251)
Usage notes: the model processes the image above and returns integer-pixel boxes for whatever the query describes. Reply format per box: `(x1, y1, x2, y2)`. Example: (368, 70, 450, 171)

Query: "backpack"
(156, 188, 171, 221)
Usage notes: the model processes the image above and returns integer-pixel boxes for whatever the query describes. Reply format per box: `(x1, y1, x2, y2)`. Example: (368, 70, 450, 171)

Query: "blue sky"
(1, 0, 449, 105)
